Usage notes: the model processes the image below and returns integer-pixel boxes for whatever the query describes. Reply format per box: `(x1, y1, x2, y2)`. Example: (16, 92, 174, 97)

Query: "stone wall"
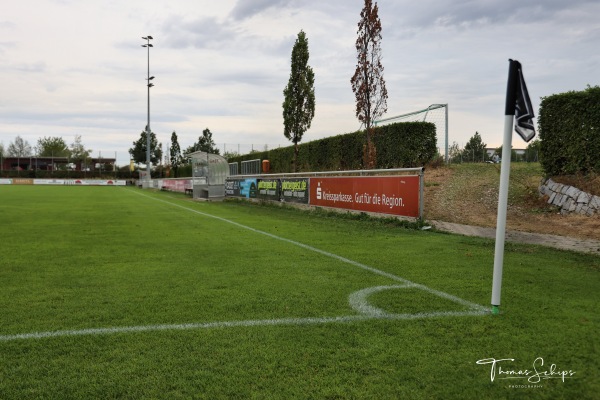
(539, 178, 600, 216)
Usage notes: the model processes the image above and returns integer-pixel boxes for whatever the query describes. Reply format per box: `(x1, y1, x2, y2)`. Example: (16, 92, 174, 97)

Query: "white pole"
(445, 104, 449, 163)
(490, 59, 523, 315)
(491, 115, 515, 313)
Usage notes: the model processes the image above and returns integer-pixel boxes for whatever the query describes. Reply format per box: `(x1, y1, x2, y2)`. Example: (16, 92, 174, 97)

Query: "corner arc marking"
(348, 285, 411, 316)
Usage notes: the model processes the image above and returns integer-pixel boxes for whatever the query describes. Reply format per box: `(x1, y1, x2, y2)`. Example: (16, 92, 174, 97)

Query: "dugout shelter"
(188, 150, 230, 199)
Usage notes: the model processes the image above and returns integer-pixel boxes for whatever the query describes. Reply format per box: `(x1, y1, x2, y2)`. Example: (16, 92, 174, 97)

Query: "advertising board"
(309, 176, 420, 218)
(160, 179, 191, 193)
(225, 178, 257, 198)
(257, 179, 280, 201)
(281, 178, 309, 204)
(12, 179, 33, 185)
(0, 179, 126, 186)
(34, 179, 65, 185)
(64, 180, 126, 186)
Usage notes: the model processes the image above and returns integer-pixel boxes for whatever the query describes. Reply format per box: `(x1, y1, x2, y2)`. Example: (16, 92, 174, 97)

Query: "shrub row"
(230, 121, 437, 173)
(538, 86, 600, 175)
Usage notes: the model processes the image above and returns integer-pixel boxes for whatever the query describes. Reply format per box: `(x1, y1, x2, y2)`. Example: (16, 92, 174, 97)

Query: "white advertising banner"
(0, 179, 126, 186)
(63, 179, 127, 186)
(34, 179, 66, 185)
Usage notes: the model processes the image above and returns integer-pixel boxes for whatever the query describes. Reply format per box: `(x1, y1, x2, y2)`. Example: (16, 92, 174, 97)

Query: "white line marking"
(130, 190, 488, 313)
(349, 285, 412, 316)
(348, 285, 485, 319)
(0, 316, 367, 341)
(0, 309, 486, 342)
(0, 190, 488, 342)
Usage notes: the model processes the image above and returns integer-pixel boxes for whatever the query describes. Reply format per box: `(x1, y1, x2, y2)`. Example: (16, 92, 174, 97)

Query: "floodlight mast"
(142, 36, 154, 184)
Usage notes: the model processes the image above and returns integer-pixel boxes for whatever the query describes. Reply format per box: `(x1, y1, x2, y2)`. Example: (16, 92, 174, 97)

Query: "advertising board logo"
(316, 182, 322, 200)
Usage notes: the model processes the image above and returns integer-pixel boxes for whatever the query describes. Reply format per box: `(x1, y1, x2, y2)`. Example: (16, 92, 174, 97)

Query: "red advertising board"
(309, 176, 421, 218)
(162, 179, 192, 193)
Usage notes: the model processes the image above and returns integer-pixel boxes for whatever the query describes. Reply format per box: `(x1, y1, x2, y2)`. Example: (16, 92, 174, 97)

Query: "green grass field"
(0, 186, 598, 399)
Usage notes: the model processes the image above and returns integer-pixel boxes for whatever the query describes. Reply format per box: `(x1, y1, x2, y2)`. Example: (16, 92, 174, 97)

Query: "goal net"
(374, 104, 449, 163)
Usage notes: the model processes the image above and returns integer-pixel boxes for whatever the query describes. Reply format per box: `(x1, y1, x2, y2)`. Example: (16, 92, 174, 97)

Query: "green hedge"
(230, 122, 436, 173)
(538, 86, 600, 175)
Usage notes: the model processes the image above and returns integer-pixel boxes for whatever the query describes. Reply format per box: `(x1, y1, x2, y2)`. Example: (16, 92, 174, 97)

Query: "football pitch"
(0, 186, 598, 399)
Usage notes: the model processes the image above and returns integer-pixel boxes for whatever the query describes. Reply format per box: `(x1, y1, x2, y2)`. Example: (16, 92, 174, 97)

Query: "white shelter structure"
(188, 150, 230, 199)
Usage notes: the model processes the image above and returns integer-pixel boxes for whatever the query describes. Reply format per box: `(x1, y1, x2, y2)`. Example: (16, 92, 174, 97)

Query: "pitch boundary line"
(0, 190, 488, 342)
(0, 312, 485, 342)
(0, 285, 485, 342)
(131, 190, 488, 313)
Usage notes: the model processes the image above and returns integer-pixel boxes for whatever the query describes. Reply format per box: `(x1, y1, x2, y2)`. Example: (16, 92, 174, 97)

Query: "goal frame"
(374, 104, 449, 163)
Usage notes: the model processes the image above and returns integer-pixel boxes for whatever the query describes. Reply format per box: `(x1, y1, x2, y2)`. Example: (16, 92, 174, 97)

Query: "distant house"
(485, 148, 526, 157)
(0, 156, 115, 172)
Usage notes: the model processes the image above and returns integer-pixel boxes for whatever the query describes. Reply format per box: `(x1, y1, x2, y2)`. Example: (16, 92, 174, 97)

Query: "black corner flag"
(492, 59, 536, 314)
(505, 59, 536, 142)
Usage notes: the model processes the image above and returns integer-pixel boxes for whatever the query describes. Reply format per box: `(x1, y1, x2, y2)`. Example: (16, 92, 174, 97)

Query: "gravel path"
(430, 220, 600, 255)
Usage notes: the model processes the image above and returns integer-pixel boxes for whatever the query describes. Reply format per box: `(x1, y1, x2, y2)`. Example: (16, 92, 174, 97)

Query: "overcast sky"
(1, 0, 598, 166)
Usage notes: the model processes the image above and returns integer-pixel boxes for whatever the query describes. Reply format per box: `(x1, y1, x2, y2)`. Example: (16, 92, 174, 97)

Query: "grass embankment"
(424, 163, 600, 240)
(0, 186, 598, 399)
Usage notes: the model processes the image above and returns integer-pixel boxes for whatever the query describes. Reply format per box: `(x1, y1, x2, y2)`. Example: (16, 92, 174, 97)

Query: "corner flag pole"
(491, 59, 535, 315)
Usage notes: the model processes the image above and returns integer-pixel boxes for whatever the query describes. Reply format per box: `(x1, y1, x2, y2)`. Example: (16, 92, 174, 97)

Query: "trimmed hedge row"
(230, 121, 437, 173)
(538, 86, 600, 175)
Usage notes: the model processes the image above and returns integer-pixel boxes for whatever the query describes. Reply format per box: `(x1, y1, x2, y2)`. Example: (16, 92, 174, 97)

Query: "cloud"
(0, 20, 16, 29)
(229, 0, 294, 21)
(2, 0, 598, 164)
(384, 0, 599, 30)
(0, 40, 17, 58)
(13, 61, 47, 73)
(160, 15, 239, 49)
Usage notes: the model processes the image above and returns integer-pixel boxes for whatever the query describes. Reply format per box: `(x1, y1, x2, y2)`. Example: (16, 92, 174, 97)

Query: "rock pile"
(539, 178, 600, 216)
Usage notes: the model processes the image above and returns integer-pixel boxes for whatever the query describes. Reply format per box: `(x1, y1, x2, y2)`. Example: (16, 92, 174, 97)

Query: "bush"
(539, 86, 600, 175)
(229, 122, 436, 173)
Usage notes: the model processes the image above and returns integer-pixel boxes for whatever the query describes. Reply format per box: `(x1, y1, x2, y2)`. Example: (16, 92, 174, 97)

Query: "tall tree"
(351, 0, 388, 168)
(129, 127, 162, 166)
(448, 141, 462, 163)
(462, 131, 487, 162)
(7, 135, 33, 157)
(524, 138, 541, 162)
(185, 128, 220, 155)
(222, 150, 240, 160)
(35, 136, 70, 157)
(169, 131, 182, 175)
(69, 135, 92, 164)
(283, 30, 315, 172)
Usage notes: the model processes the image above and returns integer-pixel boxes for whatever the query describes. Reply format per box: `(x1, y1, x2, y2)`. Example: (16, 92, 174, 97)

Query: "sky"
(1, 0, 599, 166)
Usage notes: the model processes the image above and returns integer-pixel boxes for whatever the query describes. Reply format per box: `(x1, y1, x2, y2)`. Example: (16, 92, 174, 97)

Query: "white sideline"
(0, 308, 486, 342)
(0, 190, 488, 342)
(133, 190, 488, 313)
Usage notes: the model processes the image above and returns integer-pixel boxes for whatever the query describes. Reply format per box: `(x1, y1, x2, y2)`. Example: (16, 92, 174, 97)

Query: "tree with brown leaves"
(351, 0, 388, 169)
